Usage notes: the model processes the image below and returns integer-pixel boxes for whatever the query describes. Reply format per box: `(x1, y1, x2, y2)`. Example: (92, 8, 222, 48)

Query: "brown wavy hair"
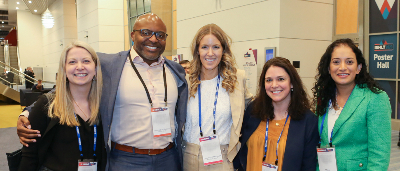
(189, 24, 237, 97)
(252, 57, 310, 120)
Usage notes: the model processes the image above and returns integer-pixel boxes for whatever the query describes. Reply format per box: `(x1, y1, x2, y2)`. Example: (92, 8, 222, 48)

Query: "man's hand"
(17, 116, 40, 147)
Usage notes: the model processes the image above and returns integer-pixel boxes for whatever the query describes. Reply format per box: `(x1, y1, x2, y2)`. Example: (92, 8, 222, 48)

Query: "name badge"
(78, 160, 97, 171)
(317, 147, 338, 171)
(262, 162, 278, 171)
(199, 135, 223, 166)
(151, 107, 172, 137)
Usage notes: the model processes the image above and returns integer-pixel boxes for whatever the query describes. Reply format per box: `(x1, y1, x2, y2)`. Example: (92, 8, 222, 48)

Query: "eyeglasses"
(133, 29, 168, 41)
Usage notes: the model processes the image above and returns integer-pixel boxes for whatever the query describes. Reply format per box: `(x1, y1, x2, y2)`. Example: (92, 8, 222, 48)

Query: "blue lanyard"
(319, 111, 332, 147)
(263, 114, 289, 165)
(319, 97, 350, 147)
(74, 114, 97, 160)
(198, 74, 220, 137)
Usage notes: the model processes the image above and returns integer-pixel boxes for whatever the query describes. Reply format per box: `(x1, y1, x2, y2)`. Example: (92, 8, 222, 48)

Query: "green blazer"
(318, 85, 391, 171)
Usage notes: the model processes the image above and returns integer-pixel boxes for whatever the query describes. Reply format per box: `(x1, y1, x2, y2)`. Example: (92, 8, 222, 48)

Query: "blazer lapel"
(331, 85, 365, 138)
(230, 90, 242, 135)
(106, 51, 130, 125)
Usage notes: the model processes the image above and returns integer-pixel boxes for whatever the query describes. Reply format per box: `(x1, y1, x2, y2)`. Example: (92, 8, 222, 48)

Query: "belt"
(111, 141, 174, 155)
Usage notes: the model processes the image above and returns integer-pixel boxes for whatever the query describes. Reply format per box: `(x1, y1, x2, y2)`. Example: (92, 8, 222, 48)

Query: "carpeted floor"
(0, 103, 23, 129)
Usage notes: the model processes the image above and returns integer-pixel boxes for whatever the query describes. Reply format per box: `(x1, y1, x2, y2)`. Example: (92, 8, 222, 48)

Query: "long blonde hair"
(46, 41, 103, 126)
(189, 24, 237, 97)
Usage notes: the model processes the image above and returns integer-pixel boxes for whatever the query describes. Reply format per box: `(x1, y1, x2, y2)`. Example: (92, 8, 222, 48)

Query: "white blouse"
(327, 101, 343, 140)
(183, 75, 232, 145)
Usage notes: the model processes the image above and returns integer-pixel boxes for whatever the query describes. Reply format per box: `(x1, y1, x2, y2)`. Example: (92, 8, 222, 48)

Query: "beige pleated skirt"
(182, 141, 234, 171)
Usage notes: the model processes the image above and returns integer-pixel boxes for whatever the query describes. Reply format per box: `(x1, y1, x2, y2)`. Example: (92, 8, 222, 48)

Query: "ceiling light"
(2, 21, 4, 24)
(28, 1, 32, 3)
(16, 7, 19, 9)
(34, 10, 37, 12)
(16, 2, 19, 4)
(42, 9, 54, 28)
(2, 26, 4, 27)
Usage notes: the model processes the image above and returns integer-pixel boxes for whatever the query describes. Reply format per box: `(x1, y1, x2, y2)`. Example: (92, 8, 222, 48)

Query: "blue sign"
(369, 34, 397, 79)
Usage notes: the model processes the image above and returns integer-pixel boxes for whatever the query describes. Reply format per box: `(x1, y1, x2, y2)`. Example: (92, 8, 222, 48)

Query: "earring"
(66, 77, 69, 82)
(92, 75, 97, 81)
(291, 88, 293, 92)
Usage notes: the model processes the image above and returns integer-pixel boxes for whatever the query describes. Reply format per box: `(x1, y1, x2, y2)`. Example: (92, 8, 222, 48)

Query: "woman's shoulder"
(357, 85, 389, 101)
(35, 95, 51, 108)
(301, 109, 318, 122)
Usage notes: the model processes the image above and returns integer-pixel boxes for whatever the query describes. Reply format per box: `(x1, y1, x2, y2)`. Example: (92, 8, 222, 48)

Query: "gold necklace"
(73, 99, 89, 119)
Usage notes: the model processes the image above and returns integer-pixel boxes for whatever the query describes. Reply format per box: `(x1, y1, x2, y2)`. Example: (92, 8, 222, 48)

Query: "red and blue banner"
(370, 0, 397, 33)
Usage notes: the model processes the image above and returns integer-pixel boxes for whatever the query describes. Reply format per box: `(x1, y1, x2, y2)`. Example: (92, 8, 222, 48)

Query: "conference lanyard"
(74, 114, 97, 161)
(198, 74, 220, 137)
(128, 52, 167, 107)
(264, 114, 289, 165)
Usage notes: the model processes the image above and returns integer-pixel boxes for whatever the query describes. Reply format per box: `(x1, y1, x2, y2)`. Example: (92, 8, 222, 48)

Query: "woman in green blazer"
(312, 38, 391, 171)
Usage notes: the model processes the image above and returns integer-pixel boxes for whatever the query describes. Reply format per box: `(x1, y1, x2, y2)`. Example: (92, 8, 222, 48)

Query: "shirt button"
(359, 163, 363, 167)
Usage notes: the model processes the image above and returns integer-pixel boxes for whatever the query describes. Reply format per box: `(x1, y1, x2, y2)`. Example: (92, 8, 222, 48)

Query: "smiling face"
(65, 47, 96, 88)
(264, 65, 292, 105)
(198, 34, 223, 76)
(131, 14, 167, 64)
(329, 45, 361, 88)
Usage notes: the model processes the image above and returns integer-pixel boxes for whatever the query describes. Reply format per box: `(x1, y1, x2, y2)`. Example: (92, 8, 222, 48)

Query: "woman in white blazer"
(182, 23, 253, 171)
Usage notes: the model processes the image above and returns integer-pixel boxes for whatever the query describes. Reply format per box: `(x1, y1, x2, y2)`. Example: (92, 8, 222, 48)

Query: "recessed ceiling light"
(16, 2, 19, 4)
(16, 7, 19, 9)
(2, 21, 4, 24)
(28, 1, 32, 3)
(34, 10, 37, 12)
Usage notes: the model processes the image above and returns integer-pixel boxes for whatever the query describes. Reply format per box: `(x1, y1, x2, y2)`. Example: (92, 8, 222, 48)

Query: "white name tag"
(78, 161, 97, 171)
(262, 162, 278, 171)
(151, 107, 172, 137)
(317, 147, 338, 171)
(199, 135, 223, 166)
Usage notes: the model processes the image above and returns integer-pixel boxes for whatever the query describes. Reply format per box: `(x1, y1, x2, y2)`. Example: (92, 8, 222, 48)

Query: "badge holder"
(262, 162, 278, 171)
(317, 142, 338, 171)
(78, 159, 98, 171)
(199, 133, 223, 166)
(151, 106, 172, 137)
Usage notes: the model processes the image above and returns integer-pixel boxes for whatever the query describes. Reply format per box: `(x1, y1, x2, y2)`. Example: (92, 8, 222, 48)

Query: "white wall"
(17, 10, 43, 72)
(42, 0, 78, 82)
(177, 0, 333, 96)
(279, 0, 333, 95)
(76, 0, 124, 54)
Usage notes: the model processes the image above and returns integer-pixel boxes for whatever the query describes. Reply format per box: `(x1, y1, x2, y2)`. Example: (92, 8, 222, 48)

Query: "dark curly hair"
(252, 57, 310, 121)
(312, 38, 383, 116)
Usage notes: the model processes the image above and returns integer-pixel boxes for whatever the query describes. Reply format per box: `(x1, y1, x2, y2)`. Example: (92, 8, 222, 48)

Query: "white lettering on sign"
(374, 54, 393, 60)
(377, 62, 389, 68)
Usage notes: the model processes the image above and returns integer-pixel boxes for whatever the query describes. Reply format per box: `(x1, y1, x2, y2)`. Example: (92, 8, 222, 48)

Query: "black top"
(19, 95, 106, 171)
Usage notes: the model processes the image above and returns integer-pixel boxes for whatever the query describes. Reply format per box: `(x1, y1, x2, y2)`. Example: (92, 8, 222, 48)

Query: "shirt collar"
(129, 46, 165, 67)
